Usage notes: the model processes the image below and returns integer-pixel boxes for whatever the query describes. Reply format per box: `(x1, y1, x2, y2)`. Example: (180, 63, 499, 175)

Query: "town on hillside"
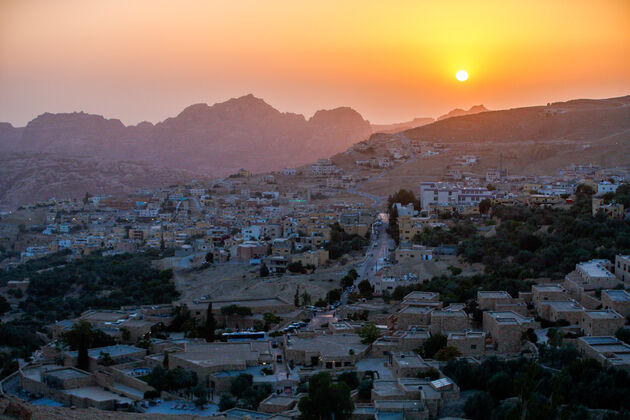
(0, 157, 629, 419)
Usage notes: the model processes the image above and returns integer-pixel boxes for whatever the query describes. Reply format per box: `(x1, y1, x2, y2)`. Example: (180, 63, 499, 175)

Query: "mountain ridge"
(0, 94, 373, 173)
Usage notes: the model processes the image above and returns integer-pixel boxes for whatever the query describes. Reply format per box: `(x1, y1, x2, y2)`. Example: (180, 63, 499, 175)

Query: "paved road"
(357, 213, 394, 281)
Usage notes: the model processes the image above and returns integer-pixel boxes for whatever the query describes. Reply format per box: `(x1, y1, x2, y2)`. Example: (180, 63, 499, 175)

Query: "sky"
(1, 0, 629, 126)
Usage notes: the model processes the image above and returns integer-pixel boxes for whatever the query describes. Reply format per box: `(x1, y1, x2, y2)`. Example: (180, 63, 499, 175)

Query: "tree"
(487, 371, 513, 402)
(357, 379, 373, 401)
(327, 288, 342, 303)
(358, 279, 373, 298)
(294, 286, 300, 308)
(0, 295, 11, 316)
(205, 303, 216, 342)
(382, 290, 391, 303)
(340, 275, 354, 289)
(62, 320, 117, 371)
(78, 343, 89, 371)
(298, 372, 354, 420)
(219, 393, 237, 411)
(97, 352, 114, 366)
(616, 327, 630, 345)
(221, 304, 253, 316)
(464, 391, 494, 420)
(301, 291, 312, 307)
(434, 346, 462, 361)
(120, 327, 131, 342)
(288, 261, 306, 273)
(420, 334, 447, 358)
(337, 371, 359, 390)
(479, 198, 492, 215)
(358, 322, 380, 344)
(260, 263, 269, 277)
(230, 373, 253, 398)
(263, 312, 282, 329)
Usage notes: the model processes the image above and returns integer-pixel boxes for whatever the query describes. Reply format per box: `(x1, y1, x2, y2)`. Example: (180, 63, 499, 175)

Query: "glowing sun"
(456, 70, 469, 82)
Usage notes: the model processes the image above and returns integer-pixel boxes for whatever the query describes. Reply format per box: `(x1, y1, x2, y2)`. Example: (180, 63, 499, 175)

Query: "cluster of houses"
(5, 251, 630, 418)
(1, 175, 377, 273)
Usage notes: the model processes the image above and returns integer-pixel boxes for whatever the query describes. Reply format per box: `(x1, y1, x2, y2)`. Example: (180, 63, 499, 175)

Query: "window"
(471, 344, 476, 349)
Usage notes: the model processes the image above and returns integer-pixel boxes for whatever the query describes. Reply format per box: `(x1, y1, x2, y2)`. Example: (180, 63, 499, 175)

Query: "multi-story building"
(482, 311, 538, 353)
(602, 289, 630, 317)
(615, 255, 630, 283)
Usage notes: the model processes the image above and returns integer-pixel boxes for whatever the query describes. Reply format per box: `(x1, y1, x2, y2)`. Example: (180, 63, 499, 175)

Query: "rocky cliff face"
(2, 94, 371, 175)
(437, 104, 489, 121)
(0, 94, 372, 208)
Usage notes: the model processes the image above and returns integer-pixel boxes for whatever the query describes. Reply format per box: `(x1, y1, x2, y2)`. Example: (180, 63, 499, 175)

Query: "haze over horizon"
(1, 0, 629, 126)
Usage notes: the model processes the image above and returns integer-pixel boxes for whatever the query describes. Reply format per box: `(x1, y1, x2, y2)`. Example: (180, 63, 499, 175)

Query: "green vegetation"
(0, 250, 177, 377)
(340, 268, 358, 289)
(412, 223, 475, 247)
(142, 365, 198, 393)
(392, 190, 630, 304)
(337, 371, 359, 390)
(259, 263, 269, 277)
(357, 279, 373, 298)
(217, 373, 273, 411)
(17, 251, 178, 324)
(288, 261, 307, 273)
(298, 371, 354, 420)
(445, 355, 630, 419)
(434, 346, 461, 361)
(0, 295, 11, 316)
(221, 304, 253, 317)
(358, 322, 380, 344)
(326, 223, 368, 260)
(460, 197, 630, 280)
(62, 320, 117, 370)
(386, 189, 420, 245)
(418, 333, 447, 358)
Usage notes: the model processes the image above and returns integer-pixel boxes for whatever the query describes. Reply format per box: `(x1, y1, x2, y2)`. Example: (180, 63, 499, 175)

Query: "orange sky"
(1, 0, 629, 126)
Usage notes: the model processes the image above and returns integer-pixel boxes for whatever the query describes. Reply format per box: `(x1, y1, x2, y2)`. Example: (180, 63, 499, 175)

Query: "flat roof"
(391, 353, 429, 368)
(67, 344, 144, 359)
(543, 300, 584, 312)
(285, 333, 368, 358)
(584, 310, 623, 319)
(173, 343, 261, 368)
(62, 386, 133, 403)
(431, 310, 466, 317)
(45, 368, 89, 380)
(580, 336, 619, 345)
(400, 306, 433, 314)
(577, 260, 615, 278)
(487, 311, 534, 325)
(533, 285, 566, 292)
(603, 290, 630, 302)
(404, 291, 439, 298)
(478, 291, 512, 299)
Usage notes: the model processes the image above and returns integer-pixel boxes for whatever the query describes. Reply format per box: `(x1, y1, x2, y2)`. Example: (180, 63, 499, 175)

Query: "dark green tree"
(358, 322, 380, 344)
(230, 373, 253, 398)
(205, 302, 216, 342)
(420, 334, 447, 358)
(298, 372, 354, 420)
(358, 279, 373, 298)
(260, 263, 269, 277)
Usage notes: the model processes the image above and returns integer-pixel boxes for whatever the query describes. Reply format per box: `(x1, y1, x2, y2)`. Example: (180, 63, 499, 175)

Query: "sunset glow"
(456, 71, 469, 82)
(1, 0, 629, 125)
